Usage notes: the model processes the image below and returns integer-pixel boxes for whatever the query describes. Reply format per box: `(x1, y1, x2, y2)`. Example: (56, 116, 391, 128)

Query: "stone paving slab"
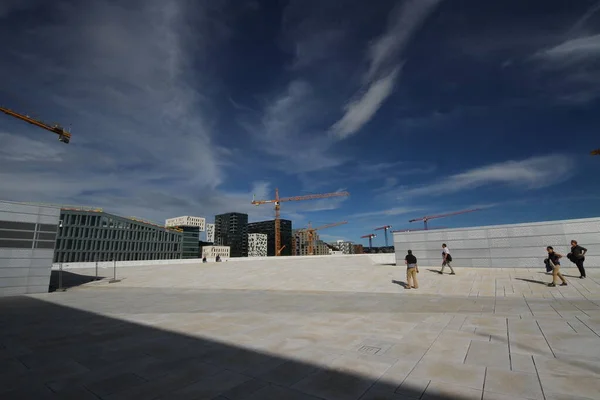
(1, 261, 600, 399)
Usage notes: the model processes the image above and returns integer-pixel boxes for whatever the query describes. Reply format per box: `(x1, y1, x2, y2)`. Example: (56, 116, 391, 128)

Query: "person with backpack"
(439, 243, 455, 275)
(546, 246, 567, 287)
(567, 240, 587, 279)
(404, 250, 419, 289)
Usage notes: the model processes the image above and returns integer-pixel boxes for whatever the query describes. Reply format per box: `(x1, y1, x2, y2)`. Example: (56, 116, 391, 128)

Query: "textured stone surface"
(1, 260, 600, 399)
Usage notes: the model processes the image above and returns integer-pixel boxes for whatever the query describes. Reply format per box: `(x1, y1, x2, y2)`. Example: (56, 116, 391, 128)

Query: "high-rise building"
(165, 216, 204, 259)
(206, 223, 215, 242)
(214, 213, 248, 257)
(54, 209, 182, 263)
(248, 233, 267, 257)
(248, 219, 292, 256)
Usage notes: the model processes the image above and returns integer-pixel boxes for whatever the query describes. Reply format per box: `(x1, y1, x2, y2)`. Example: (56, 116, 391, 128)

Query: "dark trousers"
(575, 257, 586, 278)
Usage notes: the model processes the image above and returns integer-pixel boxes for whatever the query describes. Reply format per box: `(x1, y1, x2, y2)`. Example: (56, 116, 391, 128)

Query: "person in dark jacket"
(567, 240, 587, 279)
(404, 250, 419, 289)
(547, 246, 567, 287)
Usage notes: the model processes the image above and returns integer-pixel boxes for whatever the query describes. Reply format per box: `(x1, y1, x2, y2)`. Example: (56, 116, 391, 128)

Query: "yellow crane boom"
(252, 188, 350, 256)
(297, 221, 348, 255)
(0, 106, 71, 143)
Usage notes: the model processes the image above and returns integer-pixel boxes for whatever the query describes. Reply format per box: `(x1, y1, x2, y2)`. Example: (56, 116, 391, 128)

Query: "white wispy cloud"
(0, 0, 265, 222)
(245, 79, 346, 173)
(400, 155, 576, 197)
(330, 67, 400, 139)
(329, 0, 441, 139)
(348, 206, 421, 220)
(538, 34, 600, 62)
(566, 0, 600, 36)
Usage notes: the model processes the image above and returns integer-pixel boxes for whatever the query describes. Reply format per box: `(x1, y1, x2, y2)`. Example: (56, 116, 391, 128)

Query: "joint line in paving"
(463, 339, 473, 364)
(506, 318, 512, 370)
(532, 354, 547, 400)
(565, 320, 578, 333)
(569, 300, 591, 318)
(549, 304, 564, 319)
(535, 320, 556, 358)
(480, 367, 487, 400)
(575, 315, 600, 338)
(522, 295, 535, 317)
(394, 316, 453, 394)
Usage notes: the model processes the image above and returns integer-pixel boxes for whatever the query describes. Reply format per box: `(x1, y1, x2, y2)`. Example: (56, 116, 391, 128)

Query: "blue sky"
(1, 0, 599, 247)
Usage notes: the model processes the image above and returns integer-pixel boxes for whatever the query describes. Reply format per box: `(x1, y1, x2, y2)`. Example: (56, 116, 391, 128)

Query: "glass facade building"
(214, 212, 248, 257)
(180, 226, 200, 259)
(248, 219, 292, 256)
(53, 209, 183, 263)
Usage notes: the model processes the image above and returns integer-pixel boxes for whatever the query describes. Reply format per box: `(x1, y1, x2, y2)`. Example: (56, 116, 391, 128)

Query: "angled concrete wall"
(0, 200, 60, 296)
(394, 217, 600, 269)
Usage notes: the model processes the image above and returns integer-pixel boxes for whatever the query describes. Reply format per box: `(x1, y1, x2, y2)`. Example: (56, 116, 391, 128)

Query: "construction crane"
(592, 149, 600, 156)
(361, 233, 376, 250)
(374, 225, 392, 247)
(408, 208, 480, 230)
(251, 188, 350, 256)
(392, 226, 447, 233)
(297, 221, 348, 255)
(1, 106, 71, 143)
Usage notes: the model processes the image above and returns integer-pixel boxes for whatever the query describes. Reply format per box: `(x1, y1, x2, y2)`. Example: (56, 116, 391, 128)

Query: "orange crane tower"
(252, 188, 350, 256)
(1, 106, 71, 143)
(297, 221, 348, 255)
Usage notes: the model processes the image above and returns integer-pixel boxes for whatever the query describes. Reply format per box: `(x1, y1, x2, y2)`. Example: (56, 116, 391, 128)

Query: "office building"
(165, 216, 205, 231)
(165, 215, 204, 259)
(178, 226, 200, 259)
(353, 244, 364, 254)
(248, 233, 267, 257)
(248, 219, 292, 256)
(337, 240, 355, 255)
(0, 200, 60, 296)
(202, 245, 230, 259)
(214, 212, 248, 257)
(292, 229, 329, 256)
(54, 209, 182, 263)
(206, 223, 215, 242)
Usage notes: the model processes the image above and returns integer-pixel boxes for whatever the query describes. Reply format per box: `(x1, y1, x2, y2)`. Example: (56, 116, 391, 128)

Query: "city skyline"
(1, 0, 599, 248)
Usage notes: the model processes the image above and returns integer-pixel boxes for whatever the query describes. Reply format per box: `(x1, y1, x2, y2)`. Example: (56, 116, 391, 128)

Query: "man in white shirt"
(440, 243, 455, 275)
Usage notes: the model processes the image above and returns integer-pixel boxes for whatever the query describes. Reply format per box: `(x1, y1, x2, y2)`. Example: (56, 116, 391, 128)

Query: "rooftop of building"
(9, 255, 598, 399)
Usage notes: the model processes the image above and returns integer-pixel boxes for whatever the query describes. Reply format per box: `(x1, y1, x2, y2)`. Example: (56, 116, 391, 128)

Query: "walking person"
(568, 240, 587, 279)
(404, 250, 419, 289)
(439, 243, 455, 275)
(546, 246, 567, 287)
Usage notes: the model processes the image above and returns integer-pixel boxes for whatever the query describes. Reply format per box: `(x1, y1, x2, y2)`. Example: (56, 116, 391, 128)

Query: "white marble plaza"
(1, 256, 600, 399)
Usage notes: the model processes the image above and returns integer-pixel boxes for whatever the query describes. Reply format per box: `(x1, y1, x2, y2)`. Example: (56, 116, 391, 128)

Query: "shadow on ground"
(537, 271, 581, 279)
(1, 295, 470, 400)
(515, 277, 548, 286)
(391, 279, 408, 288)
(48, 270, 105, 292)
